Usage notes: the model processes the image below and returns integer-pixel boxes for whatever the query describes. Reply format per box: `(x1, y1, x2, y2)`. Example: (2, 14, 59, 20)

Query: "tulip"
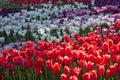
(82, 73, 90, 80)
(70, 67, 81, 77)
(86, 62, 94, 72)
(61, 73, 68, 80)
(63, 0, 67, 3)
(116, 20, 120, 29)
(90, 70, 97, 80)
(46, 59, 53, 69)
(13, 56, 24, 65)
(106, 69, 111, 79)
(26, 41, 34, 48)
(109, 64, 119, 76)
(97, 65, 105, 75)
(57, 56, 63, 64)
(8, 64, 14, 71)
(24, 59, 33, 68)
(63, 56, 71, 66)
(69, 75, 78, 80)
(35, 67, 42, 75)
(52, 63, 61, 74)
(64, 66, 70, 75)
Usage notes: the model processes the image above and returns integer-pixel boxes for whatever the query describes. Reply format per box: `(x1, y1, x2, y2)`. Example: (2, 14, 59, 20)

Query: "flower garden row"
(0, 1, 120, 80)
(0, 31, 120, 80)
(0, 4, 120, 50)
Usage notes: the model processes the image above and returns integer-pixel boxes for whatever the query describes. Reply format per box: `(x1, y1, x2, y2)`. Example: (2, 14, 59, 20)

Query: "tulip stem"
(43, 64, 48, 80)
(100, 75, 102, 80)
(106, 78, 110, 80)
(115, 75, 119, 80)
(52, 74, 55, 80)
(12, 72, 15, 80)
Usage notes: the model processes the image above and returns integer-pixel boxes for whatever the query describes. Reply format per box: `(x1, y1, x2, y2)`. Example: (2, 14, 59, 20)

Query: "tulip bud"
(97, 65, 105, 75)
(82, 73, 90, 80)
(70, 67, 81, 77)
(61, 73, 68, 80)
(90, 70, 97, 80)
(106, 69, 111, 78)
(52, 63, 61, 74)
(69, 75, 78, 80)
(64, 66, 70, 75)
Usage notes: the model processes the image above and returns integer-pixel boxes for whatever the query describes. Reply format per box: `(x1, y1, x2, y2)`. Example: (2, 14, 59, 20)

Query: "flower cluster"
(0, 4, 117, 49)
(94, 0, 120, 7)
(9, 0, 92, 5)
(0, 1, 120, 80)
(0, 32, 120, 80)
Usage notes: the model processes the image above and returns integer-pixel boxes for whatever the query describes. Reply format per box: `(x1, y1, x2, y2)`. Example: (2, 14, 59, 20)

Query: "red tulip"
(86, 0, 91, 3)
(64, 35, 72, 42)
(35, 67, 42, 75)
(63, 56, 71, 66)
(69, 75, 78, 80)
(61, 73, 68, 80)
(74, 33, 79, 40)
(52, 0, 57, 4)
(52, 63, 61, 74)
(2, 60, 8, 68)
(77, 0, 83, 3)
(106, 69, 111, 78)
(78, 51, 85, 60)
(109, 64, 119, 76)
(37, 41, 45, 51)
(110, 45, 119, 56)
(86, 62, 94, 72)
(64, 66, 70, 75)
(116, 20, 120, 29)
(97, 65, 105, 75)
(112, 55, 118, 63)
(114, 36, 120, 44)
(46, 59, 53, 69)
(102, 42, 109, 53)
(63, 0, 67, 3)
(102, 54, 110, 67)
(26, 41, 34, 48)
(57, 56, 63, 64)
(26, 47, 34, 56)
(24, 59, 33, 68)
(78, 37, 84, 44)
(90, 70, 97, 80)
(70, 0, 74, 4)
(78, 60, 86, 68)
(70, 67, 81, 77)
(96, 56, 102, 64)
(82, 73, 90, 80)
(55, 41, 60, 46)
(13, 56, 23, 65)
(7, 54, 13, 63)
(1, 50, 7, 58)
(8, 64, 14, 71)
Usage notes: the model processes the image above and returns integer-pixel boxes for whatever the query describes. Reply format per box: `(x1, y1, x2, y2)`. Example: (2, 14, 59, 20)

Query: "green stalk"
(115, 75, 119, 80)
(107, 78, 110, 80)
(12, 72, 15, 80)
(99, 75, 102, 80)
(43, 65, 48, 80)
(26, 69, 31, 80)
(31, 69, 35, 80)
(52, 73, 55, 80)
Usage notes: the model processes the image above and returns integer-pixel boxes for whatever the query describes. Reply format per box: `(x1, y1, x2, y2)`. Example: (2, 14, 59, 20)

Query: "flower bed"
(0, 32, 120, 80)
(0, 0, 120, 80)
